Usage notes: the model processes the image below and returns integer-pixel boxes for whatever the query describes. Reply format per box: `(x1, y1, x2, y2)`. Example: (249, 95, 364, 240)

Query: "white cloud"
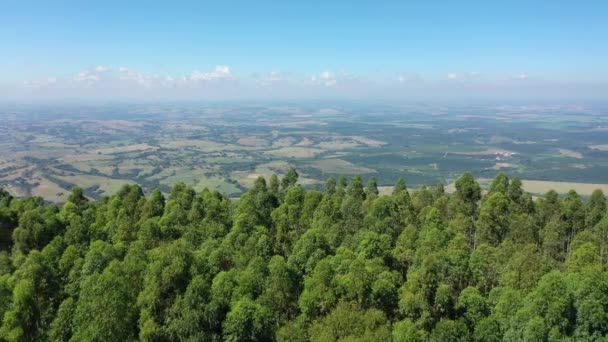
(447, 73, 458, 80)
(72, 65, 112, 83)
(397, 72, 423, 83)
(190, 65, 233, 82)
(118, 68, 190, 88)
(73, 71, 98, 83)
(305, 70, 368, 88)
(256, 71, 284, 86)
(71, 65, 237, 88)
(119, 68, 154, 88)
(320, 71, 337, 86)
(266, 71, 282, 82)
(514, 73, 529, 80)
(93, 65, 110, 72)
(22, 77, 58, 88)
(308, 70, 338, 87)
(447, 71, 481, 81)
(18, 65, 598, 101)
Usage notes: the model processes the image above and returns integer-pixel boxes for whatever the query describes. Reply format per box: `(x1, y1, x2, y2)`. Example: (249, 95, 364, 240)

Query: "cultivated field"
(1, 102, 607, 202)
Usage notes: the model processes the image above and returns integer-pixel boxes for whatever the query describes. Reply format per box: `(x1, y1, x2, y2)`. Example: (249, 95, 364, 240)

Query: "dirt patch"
(491, 163, 512, 170)
(447, 178, 608, 196)
(318, 140, 360, 150)
(264, 147, 324, 158)
(589, 145, 608, 151)
(557, 149, 583, 159)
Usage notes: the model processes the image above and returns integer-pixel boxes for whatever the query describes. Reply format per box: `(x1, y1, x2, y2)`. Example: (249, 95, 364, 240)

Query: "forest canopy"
(1, 170, 608, 341)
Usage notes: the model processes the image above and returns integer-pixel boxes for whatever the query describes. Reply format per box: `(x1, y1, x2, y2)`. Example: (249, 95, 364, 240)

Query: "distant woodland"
(1, 170, 608, 341)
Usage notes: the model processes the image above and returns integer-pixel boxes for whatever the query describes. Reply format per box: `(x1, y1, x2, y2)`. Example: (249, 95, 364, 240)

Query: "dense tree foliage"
(0, 172, 607, 341)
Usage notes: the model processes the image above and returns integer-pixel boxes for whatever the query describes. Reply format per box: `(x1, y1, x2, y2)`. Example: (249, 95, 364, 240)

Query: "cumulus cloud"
(118, 67, 181, 88)
(256, 71, 284, 86)
(64, 65, 236, 89)
(20, 66, 373, 94)
(306, 71, 333, 86)
(447, 71, 481, 81)
(320, 71, 337, 86)
(14, 65, 606, 101)
(72, 65, 111, 83)
(93, 65, 110, 72)
(190, 65, 233, 82)
(118, 68, 153, 87)
(73, 71, 100, 83)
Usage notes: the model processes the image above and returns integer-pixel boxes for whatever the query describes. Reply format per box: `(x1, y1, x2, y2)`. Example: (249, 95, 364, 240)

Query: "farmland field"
(1, 102, 607, 202)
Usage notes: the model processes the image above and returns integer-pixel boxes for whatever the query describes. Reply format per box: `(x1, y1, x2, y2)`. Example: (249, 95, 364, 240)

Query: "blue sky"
(2, 0, 607, 100)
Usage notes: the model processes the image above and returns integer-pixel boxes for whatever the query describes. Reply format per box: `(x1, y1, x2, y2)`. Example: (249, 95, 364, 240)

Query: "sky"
(1, 0, 607, 101)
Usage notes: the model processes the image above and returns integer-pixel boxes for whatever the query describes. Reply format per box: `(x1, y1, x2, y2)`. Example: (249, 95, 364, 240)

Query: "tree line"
(1, 170, 608, 341)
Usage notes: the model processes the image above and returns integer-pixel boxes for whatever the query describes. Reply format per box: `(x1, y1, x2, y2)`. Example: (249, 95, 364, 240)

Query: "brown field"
(487, 135, 534, 145)
(520, 180, 608, 196)
(237, 136, 269, 147)
(557, 149, 583, 159)
(147, 167, 181, 180)
(378, 186, 394, 196)
(5, 184, 29, 198)
(233, 172, 269, 187)
(589, 145, 608, 151)
(36, 142, 79, 149)
(61, 153, 115, 162)
(117, 165, 156, 177)
(192, 177, 240, 194)
(157, 168, 214, 187)
(446, 178, 608, 196)
(267, 120, 326, 128)
(233, 161, 321, 188)
(264, 147, 324, 158)
(86, 120, 145, 132)
(160, 139, 247, 151)
(0, 165, 34, 181)
(271, 137, 296, 148)
(162, 122, 208, 131)
(256, 160, 292, 174)
(296, 137, 313, 146)
(318, 140, 360, 150)
(93, 143, 157, 155)
(491, 163, 512, 170)
(452, 148, 515, 156)
(232, 161, 292, 187)
(56, 175, 133, 196)
(30, 177, 68, 202)
(14, 149, 77, 159)
(318, 139, 360, 150)
(349, 136, 387, 147)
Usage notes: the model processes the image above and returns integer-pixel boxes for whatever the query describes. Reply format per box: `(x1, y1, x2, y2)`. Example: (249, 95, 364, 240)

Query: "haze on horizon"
(2, 0, 607, 102)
